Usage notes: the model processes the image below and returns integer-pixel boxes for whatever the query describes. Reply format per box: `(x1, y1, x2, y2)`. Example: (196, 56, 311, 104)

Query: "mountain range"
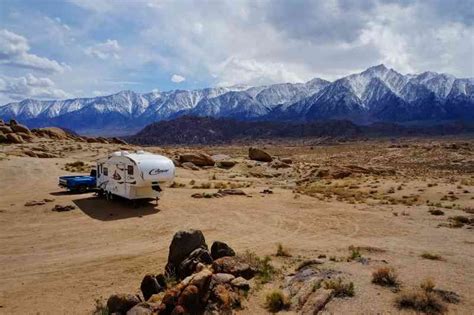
(0, 64, 472, 135)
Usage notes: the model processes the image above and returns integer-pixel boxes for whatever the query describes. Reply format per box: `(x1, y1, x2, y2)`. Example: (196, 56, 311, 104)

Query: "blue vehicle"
(59, 169, 97, 193)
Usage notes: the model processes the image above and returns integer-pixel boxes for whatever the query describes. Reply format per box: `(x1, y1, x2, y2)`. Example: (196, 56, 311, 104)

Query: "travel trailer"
(96, 150, 175, 201)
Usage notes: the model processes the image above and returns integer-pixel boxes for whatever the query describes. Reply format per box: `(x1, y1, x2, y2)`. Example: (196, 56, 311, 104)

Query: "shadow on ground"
(72, 196, 160, 221)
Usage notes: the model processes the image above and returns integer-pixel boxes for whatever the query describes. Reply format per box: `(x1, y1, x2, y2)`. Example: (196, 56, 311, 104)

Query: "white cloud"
(0, 73, 70, 100)
(171, 74, 186, 83)
(85, 39, 121, 60)
(213, 57, 306, 86)
(0, 29, 68, 73)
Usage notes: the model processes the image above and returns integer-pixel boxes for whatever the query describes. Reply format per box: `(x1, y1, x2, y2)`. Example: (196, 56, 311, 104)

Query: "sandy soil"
(0, 138, 473, 314)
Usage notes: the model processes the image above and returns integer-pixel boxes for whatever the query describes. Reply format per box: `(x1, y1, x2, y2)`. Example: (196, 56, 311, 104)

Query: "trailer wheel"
(78, 185, 87, 193)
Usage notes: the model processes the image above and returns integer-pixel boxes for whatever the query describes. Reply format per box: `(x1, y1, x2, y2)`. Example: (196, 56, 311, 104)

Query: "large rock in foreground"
(107, 293, 141, 314)
(165, 230, 209, 278)
(179, 153, 215, 167)
(212, 256, 256, 280)
(211, 241, 236, 260)
(249, 147, 273, 162)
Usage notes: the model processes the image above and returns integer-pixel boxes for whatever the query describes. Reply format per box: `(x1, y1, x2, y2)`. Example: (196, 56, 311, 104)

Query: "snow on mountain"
(0, 65, 472, 135)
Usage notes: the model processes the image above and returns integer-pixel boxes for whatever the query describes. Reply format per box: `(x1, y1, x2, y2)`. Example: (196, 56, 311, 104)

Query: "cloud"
(171, 74, 186, 83)
(85, 39, 121, 60)
(0, 73, 71, 100)
(0, 29, 68, 73)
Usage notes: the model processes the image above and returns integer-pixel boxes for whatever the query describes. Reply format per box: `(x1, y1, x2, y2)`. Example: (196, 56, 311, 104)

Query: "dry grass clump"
(64, 161, 90, 173)
(323, 278, 355, 297)
(421, 252, 443, 261)
(448, 215, 473, 228)
(192, 182, 212, 189)
(169, 181, 186, 188)
(239, 251, 277, 284)
(395, 278, 451, 314)
(264, 290, 290, 313)
(213, 181, 228, 189)
(275, 243, 291, 257)
(428, 209, 444, 216)
(372, 267, 399, 287)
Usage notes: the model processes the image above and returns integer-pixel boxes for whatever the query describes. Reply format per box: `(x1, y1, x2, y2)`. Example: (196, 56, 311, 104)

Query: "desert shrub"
(264, 290, 290, 312)
(420, 278, 436, 292)
(192, 182, 212, 189)
(213, 182, 228, 189)
(348, 246, 361, 261)
(240, 251, 277, 284)
(189, 179, 195, 185)
(428, 209, 444, 216)
(64, 161, 89, 172)
(395, 289, 446, 314)
(448, 215, 473, 228)
(421, 252, 443, 261)
(323, 278, 355, 297)
(169, 181, 186, 188)
(275, 243, 291, 257)
(372, 267, 399, 287)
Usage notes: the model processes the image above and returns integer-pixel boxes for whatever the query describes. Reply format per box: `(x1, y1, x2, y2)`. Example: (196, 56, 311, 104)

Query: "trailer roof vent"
(111, 151, 121, 156)
(136, 150, 145, 154)
(121, 151, 130, 156)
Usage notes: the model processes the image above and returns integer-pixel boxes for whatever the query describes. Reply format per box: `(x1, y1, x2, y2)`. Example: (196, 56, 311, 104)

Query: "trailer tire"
(78, 185, 87, 193)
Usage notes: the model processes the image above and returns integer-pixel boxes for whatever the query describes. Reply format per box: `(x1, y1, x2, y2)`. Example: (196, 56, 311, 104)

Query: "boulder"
(230, 277, 250, 290)
(111, 137, 128, 145)
(212, 257, 256, 280)
(212, 273, 235, 285)
(181, 162, 199, 170)
(300, 289, 334, 315)
(96, 137, 109, 144)
(16, 132, 35, 141)
(165, 230, 208, 278)
(281, 158, 293, 164)
(126, 302, 155, 315)
(106, 293, 141, 314)
(0, 133, 7, 143)
(211, 154, 231, 161)
(270, 160, 291, 169)
(177, 284, 200, 310)
(188, 268, 213, 293)
(0, 126, 12, 133)
(6, 133, 23, 144)
(35, 151, 59, 158)
(177, 248, 213, 279)
(248, 147, 272, 162)
(179, 153, 215, 167)
(140, 274, 164, 301)
(11, 123, 31, 134)
(35, 127, 69, 140)
(211, 241, 236, 260)
(216, 160, 236, 169)
(22, 150, 38, 157)
(0, 119, 4, 125)
(217, 189, 246, 196)
(9, 119, 18, 126)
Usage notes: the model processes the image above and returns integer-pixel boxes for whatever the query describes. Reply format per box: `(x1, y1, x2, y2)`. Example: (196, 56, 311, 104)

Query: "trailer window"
(127, 165, 134, 175)
(103, 167, 108, 176)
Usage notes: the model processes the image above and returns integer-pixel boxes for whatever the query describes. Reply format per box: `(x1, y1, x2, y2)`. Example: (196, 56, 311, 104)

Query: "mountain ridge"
(1, 64, 473, 136)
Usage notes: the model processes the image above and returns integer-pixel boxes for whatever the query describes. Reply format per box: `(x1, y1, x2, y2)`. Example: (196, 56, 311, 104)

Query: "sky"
(0, 0, 473, 105)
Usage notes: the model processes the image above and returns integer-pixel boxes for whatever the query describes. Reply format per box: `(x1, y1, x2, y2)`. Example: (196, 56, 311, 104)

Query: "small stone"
(230, 277, 250, 290)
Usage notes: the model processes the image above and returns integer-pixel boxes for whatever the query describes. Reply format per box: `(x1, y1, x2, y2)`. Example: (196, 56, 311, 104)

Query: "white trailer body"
(96, 150, 175, 200)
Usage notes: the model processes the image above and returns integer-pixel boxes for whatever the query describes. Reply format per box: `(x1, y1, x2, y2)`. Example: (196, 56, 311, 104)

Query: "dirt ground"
(0, 137, 473, 314)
